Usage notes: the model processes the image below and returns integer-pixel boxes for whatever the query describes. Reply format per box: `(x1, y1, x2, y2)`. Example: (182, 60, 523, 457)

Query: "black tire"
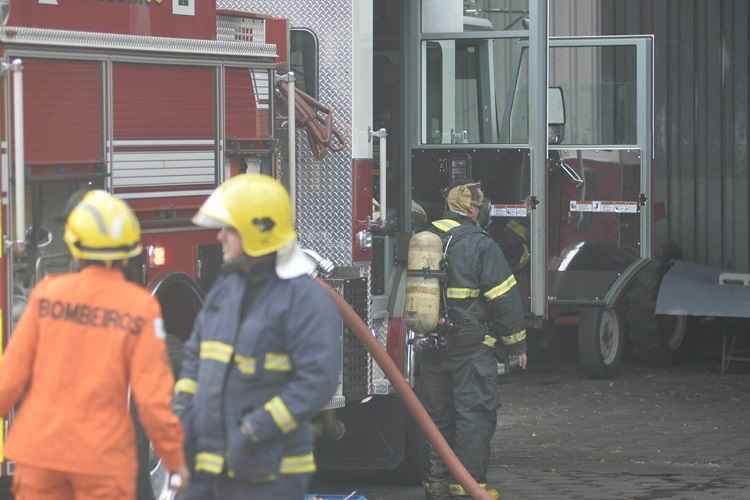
(621, 260, 688, 365)
(658, 314, 688, 353)
(578, 307, 624, 378)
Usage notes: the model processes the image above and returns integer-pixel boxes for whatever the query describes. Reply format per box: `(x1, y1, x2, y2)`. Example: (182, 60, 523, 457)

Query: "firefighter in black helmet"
(416, 180, 527, 500)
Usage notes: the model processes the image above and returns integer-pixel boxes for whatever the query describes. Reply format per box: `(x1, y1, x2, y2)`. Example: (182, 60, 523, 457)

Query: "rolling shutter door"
(225, 67, 271, 140)
(24, 59, 102, 165)
(113, 64, 214, 140)
(112, 64, 216, 193)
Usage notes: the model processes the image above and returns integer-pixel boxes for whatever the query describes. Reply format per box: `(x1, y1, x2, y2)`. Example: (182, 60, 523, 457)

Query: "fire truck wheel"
(577, 307, 624, 379)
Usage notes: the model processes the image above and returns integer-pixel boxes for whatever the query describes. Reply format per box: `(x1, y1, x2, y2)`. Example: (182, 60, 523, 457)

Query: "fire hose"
(276, 80, 346, 161)
(317, 279, 493, 500)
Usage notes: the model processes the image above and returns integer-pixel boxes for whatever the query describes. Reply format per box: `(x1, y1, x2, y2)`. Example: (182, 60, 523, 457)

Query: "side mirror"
(548, 87, 565, 125)
(0, 0, 11, 26)
(548, 87, 565, 145)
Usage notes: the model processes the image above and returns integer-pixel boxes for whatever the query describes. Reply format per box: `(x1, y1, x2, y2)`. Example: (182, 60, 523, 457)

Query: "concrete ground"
(2, 328, 748, 499)
(312, 330, 750, 499)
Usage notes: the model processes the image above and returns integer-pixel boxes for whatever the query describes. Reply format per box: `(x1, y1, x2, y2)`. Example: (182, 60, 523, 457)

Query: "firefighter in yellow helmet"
(174, 174, 341, 499)
(416, 179, 527, 500)
(0, 190, 188, 500)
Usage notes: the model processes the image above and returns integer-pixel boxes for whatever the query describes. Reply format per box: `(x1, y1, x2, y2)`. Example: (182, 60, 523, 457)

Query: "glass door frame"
(405, 1, 652, 318)
(531, 35, 654, 317)
(546, 35, 654, 258)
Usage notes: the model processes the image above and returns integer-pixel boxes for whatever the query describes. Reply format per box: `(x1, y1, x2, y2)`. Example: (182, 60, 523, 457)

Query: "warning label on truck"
(569, 200, 639, 214)
(491, 204, 528, 218)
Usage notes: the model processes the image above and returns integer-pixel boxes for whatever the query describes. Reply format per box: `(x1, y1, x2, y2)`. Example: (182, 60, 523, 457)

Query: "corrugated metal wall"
(552, 0, 750, 272)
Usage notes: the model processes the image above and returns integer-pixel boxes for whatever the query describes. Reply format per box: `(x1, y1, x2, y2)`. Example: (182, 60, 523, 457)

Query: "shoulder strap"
(431, 219, 481, 255)
(432, 219, 461, 233)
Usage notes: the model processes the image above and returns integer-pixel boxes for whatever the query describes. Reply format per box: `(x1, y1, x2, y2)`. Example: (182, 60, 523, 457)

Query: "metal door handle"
(559, 160, 584, 187)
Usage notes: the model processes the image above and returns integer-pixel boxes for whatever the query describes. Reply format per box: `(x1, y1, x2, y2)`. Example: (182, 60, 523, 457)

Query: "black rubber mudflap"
(620, 259, 679, 365)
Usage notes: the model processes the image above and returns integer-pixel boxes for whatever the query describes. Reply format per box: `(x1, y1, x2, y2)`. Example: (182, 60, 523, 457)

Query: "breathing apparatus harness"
(412, 229, 472, 352)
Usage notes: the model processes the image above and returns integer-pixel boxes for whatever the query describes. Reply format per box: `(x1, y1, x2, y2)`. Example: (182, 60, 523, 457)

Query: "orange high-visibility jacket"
(0, 266, 185, 477)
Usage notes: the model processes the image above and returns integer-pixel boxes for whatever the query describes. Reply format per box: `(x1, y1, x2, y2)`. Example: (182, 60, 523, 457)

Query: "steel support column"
(529, 0, 548, 317)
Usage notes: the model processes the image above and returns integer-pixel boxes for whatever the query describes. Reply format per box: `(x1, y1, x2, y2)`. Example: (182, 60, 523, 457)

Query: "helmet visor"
(193, 188, 232, 228)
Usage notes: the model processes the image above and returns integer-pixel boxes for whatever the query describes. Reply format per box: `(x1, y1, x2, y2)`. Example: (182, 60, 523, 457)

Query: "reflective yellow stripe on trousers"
(280, 453, 316, 474)
(195, 452, 224, 474)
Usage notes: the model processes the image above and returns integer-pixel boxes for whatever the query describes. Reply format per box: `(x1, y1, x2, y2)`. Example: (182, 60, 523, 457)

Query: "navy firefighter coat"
(173, 263, 341, 482)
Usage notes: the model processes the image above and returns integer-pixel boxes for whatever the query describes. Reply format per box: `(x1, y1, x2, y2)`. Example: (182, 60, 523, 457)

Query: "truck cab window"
(422, 0, 530, 33)
(422, 37, 529, 144)
(290, 28, 319, 99)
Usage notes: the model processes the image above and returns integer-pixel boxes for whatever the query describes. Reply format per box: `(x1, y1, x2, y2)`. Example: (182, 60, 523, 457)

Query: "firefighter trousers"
(416, 345, 498, 487)
(12, 462, 136, 500)
(177, 472, 312, 500)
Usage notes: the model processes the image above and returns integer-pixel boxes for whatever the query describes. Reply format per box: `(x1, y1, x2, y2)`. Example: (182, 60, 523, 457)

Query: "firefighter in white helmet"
(173, 174, 341, 499)
(0, 190, 188, 500)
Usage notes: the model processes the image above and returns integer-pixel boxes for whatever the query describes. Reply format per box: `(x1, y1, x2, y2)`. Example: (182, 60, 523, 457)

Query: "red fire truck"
(0, 0, 410, 495)
(0, 0, 684, 497)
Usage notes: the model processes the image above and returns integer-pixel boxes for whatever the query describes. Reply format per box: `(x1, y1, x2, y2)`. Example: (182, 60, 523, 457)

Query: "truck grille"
(342, 277, 369, 402)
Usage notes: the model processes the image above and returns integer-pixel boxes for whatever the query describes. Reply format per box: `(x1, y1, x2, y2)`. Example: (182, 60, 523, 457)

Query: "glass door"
(543, 37, 653, 306)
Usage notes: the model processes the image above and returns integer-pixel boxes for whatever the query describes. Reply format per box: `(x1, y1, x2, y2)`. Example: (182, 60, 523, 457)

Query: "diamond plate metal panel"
(370, 317, 392, 395)
(360, 264, 392, 395)
(218, 0, 354, 265)
(341, 276, 369, 402)
(216, 2, 392, 396)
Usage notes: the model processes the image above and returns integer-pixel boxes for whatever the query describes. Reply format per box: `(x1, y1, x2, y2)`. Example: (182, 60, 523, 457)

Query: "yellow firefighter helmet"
(64, 190, 142, 262)
(193, 174, 296, 257)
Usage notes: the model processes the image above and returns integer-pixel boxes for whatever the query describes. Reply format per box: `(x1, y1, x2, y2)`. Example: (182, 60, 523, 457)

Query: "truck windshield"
(422, 40, 638, 146)
(423, 36, 528, 144)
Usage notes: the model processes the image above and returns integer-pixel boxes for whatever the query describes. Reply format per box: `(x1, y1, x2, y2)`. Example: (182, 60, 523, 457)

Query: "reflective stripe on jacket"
(0, 266, 184, 476)
(431, 213, 526, 353)
(173, 265, 341, 481)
